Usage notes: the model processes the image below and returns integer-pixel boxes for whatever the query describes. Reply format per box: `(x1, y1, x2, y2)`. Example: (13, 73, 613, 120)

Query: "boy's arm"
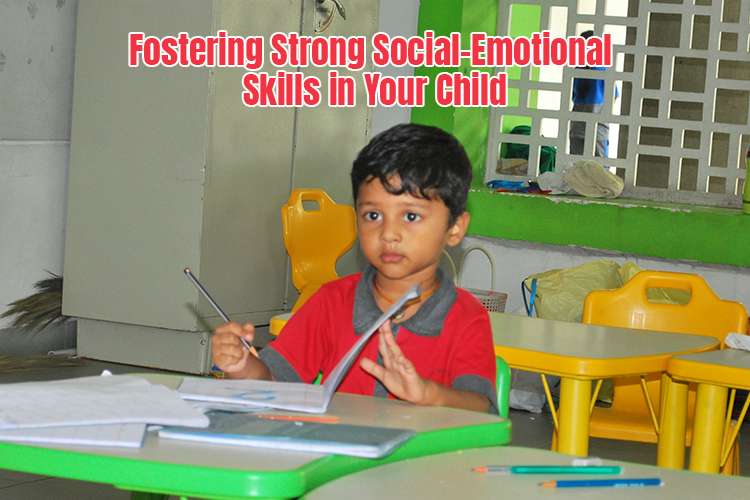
(360, 321, 492, 413)
(419, 380, 491, 413)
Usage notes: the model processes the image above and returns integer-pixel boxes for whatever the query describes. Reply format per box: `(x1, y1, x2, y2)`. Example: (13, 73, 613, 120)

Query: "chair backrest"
(584, 270, 747, 421)
(582, 270, 748, 344)
(282, 189, 356, 311)
(495, 356, 511, 419)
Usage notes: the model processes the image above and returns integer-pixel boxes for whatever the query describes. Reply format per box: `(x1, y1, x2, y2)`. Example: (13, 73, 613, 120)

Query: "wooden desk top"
(304, 446, 750, 500)
(490, 313, 719, 378)
(670, 349, 750, 389)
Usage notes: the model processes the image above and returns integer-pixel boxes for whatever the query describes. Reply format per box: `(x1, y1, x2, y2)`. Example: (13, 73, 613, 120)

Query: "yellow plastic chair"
(580, 270, 748, 472)
(269, 189, 356, 336)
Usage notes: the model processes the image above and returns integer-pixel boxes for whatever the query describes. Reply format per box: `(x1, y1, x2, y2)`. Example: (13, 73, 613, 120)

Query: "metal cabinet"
(63, 0, 375, 372)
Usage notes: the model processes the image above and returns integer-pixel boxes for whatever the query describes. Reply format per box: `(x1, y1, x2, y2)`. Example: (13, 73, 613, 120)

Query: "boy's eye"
(364, 211, 380, 221)
(404, 212, 421, 222)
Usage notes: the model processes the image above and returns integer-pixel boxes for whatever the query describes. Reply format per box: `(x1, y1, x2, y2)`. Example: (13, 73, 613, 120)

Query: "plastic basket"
(464, 287, 508, 313)
(445, 247, 508, 313)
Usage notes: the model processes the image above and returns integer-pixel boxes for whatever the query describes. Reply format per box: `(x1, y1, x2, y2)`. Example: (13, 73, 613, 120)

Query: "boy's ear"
(446, 211, 470, 247)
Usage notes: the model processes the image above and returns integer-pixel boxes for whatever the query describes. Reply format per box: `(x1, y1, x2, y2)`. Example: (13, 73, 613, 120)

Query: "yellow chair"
(580, 270, 748, 472)
(269, 189, 357, 336)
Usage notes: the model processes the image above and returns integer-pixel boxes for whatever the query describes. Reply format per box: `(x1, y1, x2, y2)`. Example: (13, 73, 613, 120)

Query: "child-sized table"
(0, 373, 510, 499)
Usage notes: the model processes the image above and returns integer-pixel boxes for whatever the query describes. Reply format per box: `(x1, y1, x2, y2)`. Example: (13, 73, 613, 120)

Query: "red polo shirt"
(260, 266, 497, 411)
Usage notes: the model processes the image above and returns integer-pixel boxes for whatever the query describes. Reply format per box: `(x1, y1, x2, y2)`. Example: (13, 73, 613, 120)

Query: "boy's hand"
(360, 320, 492, 413)
(212, 322, 257, 378)
(360, 320, 429, 404)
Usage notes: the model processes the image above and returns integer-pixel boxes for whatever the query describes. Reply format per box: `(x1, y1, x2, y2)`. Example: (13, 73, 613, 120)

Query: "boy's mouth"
(380, 252, 405, 263)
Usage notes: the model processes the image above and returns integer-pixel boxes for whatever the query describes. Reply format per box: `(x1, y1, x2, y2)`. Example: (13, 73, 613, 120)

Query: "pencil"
(256, 414, 341, 424)
(183, 267, 259, 357)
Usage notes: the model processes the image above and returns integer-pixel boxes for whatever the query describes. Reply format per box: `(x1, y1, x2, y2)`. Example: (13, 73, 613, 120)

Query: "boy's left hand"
(360, 320, 429, 404)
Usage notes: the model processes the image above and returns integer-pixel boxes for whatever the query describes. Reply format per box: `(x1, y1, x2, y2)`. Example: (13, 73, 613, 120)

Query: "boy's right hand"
(211, 322, 256, 377)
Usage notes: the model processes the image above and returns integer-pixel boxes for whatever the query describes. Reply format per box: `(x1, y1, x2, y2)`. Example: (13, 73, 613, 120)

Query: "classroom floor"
(1, 358, 749, 499)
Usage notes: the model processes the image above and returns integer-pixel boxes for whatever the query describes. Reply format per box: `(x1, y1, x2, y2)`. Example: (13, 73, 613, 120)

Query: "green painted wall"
(468, 190, 750, 268)
(414, 0, 750, 268)
(411, 0, 497, 189)
(410, 0, 465, 135)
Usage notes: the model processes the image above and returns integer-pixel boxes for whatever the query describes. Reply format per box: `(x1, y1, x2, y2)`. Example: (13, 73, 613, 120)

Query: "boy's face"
(355, 175, 469, 284)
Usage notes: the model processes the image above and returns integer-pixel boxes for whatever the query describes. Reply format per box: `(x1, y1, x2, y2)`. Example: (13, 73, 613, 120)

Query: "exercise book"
(178, 285, 419, 413)
(159, 411, 415, 458)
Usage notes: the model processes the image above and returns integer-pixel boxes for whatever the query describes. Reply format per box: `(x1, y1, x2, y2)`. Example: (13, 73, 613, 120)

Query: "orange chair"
(581, 270, 747, 473)
(269, 189, 357, 335)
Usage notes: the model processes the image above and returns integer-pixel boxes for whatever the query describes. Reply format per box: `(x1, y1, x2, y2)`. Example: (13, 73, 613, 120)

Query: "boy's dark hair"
(351, 123, 472, 224)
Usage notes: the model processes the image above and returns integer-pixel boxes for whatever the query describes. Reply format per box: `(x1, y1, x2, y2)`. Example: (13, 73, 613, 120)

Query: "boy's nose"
(380, 219, 401, 243)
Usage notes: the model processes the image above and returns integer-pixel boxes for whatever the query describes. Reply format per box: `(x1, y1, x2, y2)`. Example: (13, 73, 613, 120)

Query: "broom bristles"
(1, 272, 68, 332)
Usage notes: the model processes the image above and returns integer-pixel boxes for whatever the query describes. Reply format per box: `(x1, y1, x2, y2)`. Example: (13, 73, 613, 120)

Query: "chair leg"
(551, 428, 558, 452)
(735, 440, 741, 475)
(720, 435, 740, 476)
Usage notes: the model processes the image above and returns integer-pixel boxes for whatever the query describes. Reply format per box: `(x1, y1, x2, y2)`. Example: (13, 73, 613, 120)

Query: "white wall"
(369, 0, 419, 136)
(0, 0, 77, 327)
(458, 236, 750, 317)
(0, 0, 418, 330)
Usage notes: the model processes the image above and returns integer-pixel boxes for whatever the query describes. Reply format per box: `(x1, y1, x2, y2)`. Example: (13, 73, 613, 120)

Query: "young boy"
(212, 123, 497, 413)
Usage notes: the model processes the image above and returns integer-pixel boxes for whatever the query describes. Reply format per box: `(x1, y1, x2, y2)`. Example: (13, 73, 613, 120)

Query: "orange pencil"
(256, 414, 340, 424)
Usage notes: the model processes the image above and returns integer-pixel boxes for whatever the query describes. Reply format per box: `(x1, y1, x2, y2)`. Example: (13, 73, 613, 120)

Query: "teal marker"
(472, 465, 621, 475)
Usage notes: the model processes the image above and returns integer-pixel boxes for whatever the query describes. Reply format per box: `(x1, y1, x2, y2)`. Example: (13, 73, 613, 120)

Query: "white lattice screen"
(487, 0, 750, 207)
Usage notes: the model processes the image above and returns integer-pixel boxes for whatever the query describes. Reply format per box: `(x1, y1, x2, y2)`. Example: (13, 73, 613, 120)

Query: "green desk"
(304, 446, 750, 499)
(0, 374, 510, 499)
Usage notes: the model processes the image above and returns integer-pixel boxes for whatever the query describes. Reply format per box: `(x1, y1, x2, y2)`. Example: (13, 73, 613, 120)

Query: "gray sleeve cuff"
(453, 374, 499, 415)
(258, 346, 303, 383)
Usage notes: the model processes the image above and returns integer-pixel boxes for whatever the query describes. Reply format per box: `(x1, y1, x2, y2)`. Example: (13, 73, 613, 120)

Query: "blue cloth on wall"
(572, 67, 620, 105)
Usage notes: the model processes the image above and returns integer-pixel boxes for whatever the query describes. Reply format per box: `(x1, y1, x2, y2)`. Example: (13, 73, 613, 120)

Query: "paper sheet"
(0, 374, 209, 429)
(187, 400, 269, 414)
(725, 333, 750, 351)
(0, 423, 146, 448)
(179, 378, 326, 412)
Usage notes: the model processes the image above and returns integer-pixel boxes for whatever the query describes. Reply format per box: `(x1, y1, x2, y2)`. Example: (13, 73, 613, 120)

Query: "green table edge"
(0, 419, 510, 499)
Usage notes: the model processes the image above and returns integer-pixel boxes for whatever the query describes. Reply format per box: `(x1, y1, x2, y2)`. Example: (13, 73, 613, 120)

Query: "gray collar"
(352, 265, 457, 337)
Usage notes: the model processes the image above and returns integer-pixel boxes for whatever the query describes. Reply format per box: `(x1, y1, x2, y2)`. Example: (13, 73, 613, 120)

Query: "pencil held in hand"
(183, 267, 258, 357)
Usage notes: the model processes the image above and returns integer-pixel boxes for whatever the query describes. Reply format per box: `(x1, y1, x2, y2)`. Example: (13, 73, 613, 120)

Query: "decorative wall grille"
(487, 0, 750, 207)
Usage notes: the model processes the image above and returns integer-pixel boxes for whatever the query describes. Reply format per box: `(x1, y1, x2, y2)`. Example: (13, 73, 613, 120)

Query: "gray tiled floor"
(0, 359, 748, 498)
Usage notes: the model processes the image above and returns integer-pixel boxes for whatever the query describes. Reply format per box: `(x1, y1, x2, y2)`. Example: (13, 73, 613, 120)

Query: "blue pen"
(540, 477, 663, 489)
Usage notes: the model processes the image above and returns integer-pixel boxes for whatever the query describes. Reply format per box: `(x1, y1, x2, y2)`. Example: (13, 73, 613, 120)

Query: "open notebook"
(179, 284, 420, 414)
(159, 411, 415, 458)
